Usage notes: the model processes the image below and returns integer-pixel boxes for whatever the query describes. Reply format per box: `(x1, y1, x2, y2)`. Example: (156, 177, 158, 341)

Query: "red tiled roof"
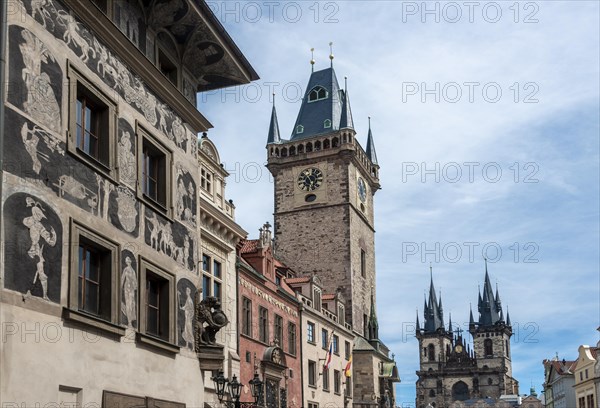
(240, 239, 259, 254)
(322, 294, 336, 301)
(285, 276, 311, 285)
(591, 347, 599, 359)
(545, 360, 577, 375)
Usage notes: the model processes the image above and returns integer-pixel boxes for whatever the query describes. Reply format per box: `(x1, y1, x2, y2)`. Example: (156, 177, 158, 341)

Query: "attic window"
(296, 125, 304, 134)
(308, 86, 328, 102)
(324, 119, 332, 129)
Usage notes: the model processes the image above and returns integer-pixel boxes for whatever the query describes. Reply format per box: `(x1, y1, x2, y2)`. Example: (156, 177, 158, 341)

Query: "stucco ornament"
(195, 296, 228, 347)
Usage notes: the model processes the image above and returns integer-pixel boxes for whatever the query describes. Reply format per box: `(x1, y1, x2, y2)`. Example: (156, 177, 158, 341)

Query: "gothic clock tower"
(266, 62, 380, 336)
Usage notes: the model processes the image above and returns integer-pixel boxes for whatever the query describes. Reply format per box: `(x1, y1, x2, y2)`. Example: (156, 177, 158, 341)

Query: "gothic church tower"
(266, 61, 380, 337)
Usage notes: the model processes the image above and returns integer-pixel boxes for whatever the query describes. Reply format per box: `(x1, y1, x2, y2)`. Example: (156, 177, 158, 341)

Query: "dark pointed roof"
(291, 67, 344, 139)
(368, 287, 379, 340)
(366, 121, 378, 165)
(267, 103, 281, 144)
(416, 310, 421, 331)
(339, 78, 354, 130)
(477, 263, 507, 328)
(423, 268, 445, 333)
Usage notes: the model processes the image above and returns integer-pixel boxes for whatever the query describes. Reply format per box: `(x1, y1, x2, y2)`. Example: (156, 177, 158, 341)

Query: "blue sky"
(199, 1, 600, 405)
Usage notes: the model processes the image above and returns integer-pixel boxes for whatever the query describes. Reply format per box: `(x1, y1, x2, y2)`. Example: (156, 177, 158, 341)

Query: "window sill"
(334, 392, 341, 396)
(308, 384, 317, 389)
(136, 332, 180, 354)
(141, 194, 172, 220)
(308, 341, 316, 346)
(62, 308, 125, 337)
(67, 148, 119, 185)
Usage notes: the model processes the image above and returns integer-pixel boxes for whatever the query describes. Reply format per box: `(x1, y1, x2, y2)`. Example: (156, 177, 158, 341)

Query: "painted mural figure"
(179, 287, 195, 349)
(32, 0, 56, 29)
(116, 187, 137, 233)
(121, 256, 137, 327)
(19, 30, 60, 133)
(23, 197, 57, 300)
(56, 10, 96, 63)
(118, 131, 136, 186)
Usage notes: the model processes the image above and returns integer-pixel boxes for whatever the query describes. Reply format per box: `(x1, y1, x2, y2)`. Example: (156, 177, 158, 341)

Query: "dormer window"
(296, 125, 304, 134)
(308, 86, 328, 102)
(324, 119, 332, 129)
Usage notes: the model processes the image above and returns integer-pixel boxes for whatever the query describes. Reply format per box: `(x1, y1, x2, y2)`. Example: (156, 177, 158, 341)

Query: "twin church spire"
(417, 263, 511, 335)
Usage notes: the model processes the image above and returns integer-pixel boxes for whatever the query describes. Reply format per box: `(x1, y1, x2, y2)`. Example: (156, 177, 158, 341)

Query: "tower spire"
(267, 93, 281, 144)
(366, 117, 378, 166)
(424, 266, 444, 333)
(416, 309, 421, 332)
(310, 47, 315, 72)
(368, 285, 379, 340)
(339, 76, 354, 130)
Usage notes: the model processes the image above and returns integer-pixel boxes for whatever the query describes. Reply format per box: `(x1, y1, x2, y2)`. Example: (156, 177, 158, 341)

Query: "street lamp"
(249, 372, 264, 405)
(212, 370, 241, 408)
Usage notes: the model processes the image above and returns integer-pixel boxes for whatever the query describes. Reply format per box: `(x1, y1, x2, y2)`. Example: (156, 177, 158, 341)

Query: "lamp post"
(212, 370, 263, 408)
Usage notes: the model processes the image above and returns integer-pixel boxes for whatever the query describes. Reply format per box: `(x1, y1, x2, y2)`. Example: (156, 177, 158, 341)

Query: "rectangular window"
(77, 240, 111, 319)
(313, 289, 321, 310)
(259, 306, 269, 343)
(308, 403, 318, 408)
(68, 64, 117, 178)
(157, 48, 178, 86)
(138, 127, 172, 214)
(345, 341, 351, 360)
(308, 361, 316, 387)
(360, 249, 366, 278)
(578, 397, 585, 408)
(307, 322, 315, 343)
(334, 370, 341, 394)
(363, 314, 368, 338)
(322, 367, 329, 391)
(338, 305, 345, 325)
(333, 335, 339, 355)
(274, 315, 283, 346)
(201, 168, 212, 193)
(322, 329, 328, 349)
(345, 377, 352, 397)
(587, 395, 594, 408)
(139, 258, 176, 350)
(68, 221, 120, 333)
(242, 297, 252, 337)
(201, 254, 223, 300)
(288, 323, 297, 355)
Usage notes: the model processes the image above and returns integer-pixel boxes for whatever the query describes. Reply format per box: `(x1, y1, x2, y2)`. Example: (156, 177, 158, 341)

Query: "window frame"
(307, 321, 315, 344)
(67, 62, 118, 180)
(138, 257, 178, 353)
(308, 360, 317, 387)
(334, 370, 341, 395)
(137, 123, 173, 217)
(242, 296, 252, 337)
(360, 249, 366, 278)
(333, 335, 339, 355)
(274, 314, 283, 346)
(345, 341, 351, 360)
(322, 366, 330, 391)
(66, 219, 123, 335)
(200, 167, 213, 195)
(201, 253, 223, 300)
(259, 306, 269, 344)
(288, 322, 297, 355)
(322, 328, 328, 350)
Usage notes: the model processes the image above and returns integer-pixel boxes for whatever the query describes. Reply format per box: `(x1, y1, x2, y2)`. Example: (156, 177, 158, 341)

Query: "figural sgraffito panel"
(175, 164, 197, 228)
(121, 249, 138, 328)
(7, 25, 62, 135)
(144, 207, 196, 272)
(20, 0, 197, 157)
(3, 193, 62, 303)
(177, 278, 197, 350)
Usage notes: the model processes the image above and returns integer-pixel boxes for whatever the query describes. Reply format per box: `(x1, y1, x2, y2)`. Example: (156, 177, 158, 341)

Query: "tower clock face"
(297, 168, 323, 191)
(357, 177, 367, 202)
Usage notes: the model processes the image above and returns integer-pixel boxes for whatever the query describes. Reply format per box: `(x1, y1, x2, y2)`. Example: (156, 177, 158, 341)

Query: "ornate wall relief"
(118, 118, 137, 188)
(7, 25, 62, 134)
(120, 249, 138, 328)
(177, 278, 197, 349)
(3, 193, 62, 303)
(175, 164, 197, 228)
(144, 207, 196, 272)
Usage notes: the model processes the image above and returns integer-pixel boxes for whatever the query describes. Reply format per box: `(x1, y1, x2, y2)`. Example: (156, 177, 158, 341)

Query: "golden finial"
(310, 47, 315, 72)
(329, 42, 334, 67)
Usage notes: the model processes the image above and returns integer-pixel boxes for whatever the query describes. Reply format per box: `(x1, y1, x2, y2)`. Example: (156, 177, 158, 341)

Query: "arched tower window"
(452, 381, 469, 401)
(428, 344, 435, 361)
(308, 86, 328, 102)
(505, 339, 510, 357)
(484, 339, 493, 357)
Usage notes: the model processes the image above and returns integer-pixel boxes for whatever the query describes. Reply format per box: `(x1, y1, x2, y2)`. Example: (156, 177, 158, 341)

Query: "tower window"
(296, 125, 304, 134)
(428, 344, 435, 361)
(308, 86, 328, 102)
(360, 249, 366, 278)
(484, 338, 493, 357)
(324, 119, 332, 129)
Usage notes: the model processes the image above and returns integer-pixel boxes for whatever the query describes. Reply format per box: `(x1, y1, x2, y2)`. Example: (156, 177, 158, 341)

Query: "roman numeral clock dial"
(297, 168, 323, 192)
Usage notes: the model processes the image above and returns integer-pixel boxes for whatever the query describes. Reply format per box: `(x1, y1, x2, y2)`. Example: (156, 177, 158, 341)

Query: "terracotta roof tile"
(285, 276, 311, 285)
(240, 239, 259, 254)
(591, 347, 599, 359)
(322, 294, 336, 301)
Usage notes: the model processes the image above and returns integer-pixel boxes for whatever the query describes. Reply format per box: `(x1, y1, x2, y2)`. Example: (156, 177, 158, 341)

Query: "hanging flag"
(344, 355, 352, 377)
(324, 341, 333, 370)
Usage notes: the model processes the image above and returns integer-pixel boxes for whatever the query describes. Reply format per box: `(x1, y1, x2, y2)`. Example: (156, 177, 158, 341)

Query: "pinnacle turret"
(267, 99, 281, 144)
(366, 118, 378, 166)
